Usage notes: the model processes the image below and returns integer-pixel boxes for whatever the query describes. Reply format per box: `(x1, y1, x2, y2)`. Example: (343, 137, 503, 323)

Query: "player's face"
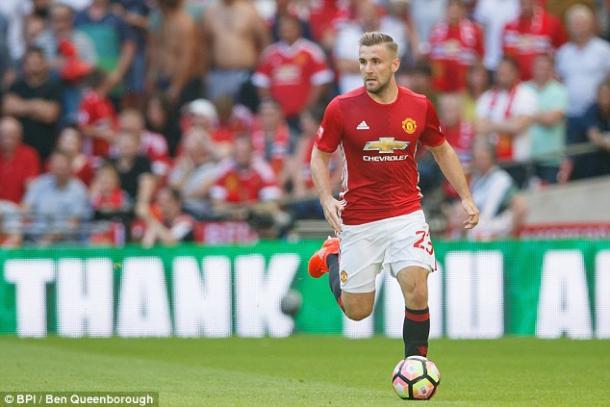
(359, 44, 399, 94)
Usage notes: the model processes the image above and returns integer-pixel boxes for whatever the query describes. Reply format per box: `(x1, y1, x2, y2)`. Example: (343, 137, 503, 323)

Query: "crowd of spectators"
(1, 0, 610, 246)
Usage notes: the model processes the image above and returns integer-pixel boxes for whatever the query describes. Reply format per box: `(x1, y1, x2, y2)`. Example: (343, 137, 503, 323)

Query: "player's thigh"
(339, 224, 386, 295)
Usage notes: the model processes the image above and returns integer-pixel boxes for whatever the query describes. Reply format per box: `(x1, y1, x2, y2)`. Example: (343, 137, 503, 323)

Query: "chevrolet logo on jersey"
(363, 137, 410, 153)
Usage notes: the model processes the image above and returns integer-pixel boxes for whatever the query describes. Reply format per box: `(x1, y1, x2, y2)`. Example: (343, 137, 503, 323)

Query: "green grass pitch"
(1, 336, 609, 406)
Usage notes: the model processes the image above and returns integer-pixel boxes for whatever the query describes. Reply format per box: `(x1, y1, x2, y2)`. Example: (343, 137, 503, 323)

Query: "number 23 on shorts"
(413, 230, 434, 255)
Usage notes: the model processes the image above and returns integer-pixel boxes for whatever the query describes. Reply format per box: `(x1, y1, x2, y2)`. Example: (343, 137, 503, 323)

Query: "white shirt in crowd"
(410, 0, 447, 44)
(556, 37, 610, 117)
(468, 166, 516, 240)
(474, 0, 519, 70)
(476, 83, 538, 162)
(0, 0, 31, 61)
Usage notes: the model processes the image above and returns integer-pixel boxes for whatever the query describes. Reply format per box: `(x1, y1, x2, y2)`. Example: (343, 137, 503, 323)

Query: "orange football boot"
(308, 237, 340, 278)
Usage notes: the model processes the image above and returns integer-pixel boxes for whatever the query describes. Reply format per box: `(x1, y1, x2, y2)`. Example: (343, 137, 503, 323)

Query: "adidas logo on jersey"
(356, 121, 370, 130)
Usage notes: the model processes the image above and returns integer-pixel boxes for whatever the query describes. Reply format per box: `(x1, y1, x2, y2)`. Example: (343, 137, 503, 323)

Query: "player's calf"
(397, 267, 431, 358)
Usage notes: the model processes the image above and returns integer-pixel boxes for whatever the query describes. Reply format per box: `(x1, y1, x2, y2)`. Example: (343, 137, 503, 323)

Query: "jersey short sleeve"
(315, 98, 344, 153)
(420, 99, 446, 147)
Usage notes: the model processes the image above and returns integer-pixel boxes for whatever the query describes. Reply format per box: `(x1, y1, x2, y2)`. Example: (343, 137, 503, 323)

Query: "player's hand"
(321, 195, 345, 233)
(461, 198, 479, 229)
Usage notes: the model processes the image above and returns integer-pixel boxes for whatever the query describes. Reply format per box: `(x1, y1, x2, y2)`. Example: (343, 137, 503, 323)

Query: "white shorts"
(338, 210, 437, 293)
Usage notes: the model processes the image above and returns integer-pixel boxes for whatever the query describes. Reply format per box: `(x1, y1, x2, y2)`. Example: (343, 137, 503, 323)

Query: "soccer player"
(308, 32, 479, 358)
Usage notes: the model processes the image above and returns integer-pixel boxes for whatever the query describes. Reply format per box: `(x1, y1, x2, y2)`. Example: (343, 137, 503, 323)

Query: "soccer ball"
(391, 356, 440, 400)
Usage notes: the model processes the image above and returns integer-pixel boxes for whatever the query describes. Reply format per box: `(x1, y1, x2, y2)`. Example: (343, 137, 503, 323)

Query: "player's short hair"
(359, 32, 398, 55)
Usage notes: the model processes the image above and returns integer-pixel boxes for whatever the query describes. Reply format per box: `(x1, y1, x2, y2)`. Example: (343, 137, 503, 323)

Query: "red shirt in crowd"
(253, 39, 333, 117)
(0, 145, 40, 203)
(502, 6, 566, 80)
(429, 19, 484, 92)
(210, 159, 282, 204)
(443, 121, 476, 167)
(251, 124, 291, 176)
(315, 87, 445, 225)
(308, 0, 348, 42)
(78, 89, 118, 157)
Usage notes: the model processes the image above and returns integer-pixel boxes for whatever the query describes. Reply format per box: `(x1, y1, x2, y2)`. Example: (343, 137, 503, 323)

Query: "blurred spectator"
(212, 95, 254, 149)
(544, 0, 595, 21)
(307, 0, 349, 51)
(35, 3, 97, 75)
(410, 0, 447, 45)
(253, 14, 333, 133)
(55, 126, 95, 185)
(112, 0, 151, 107)
(78, 69, 117, 158)
(75, 0, 135, 97)
(269, 0, 312, 42)
(583, 80, 610, 177)
(251, 99, 291, 184)
(439, 93, 476, 167)
(524, 54, 568, 184)
(475, 56, 537, 187)
(0, 116, 41, 204)
(209, 134, 285, 236)
(502, 0, 567, 80)
(117, 109, 171, 177)
(179, 98, 234, 159)
(90, 161, 131, 219)
(0, 199, 22, 247)
(445, 140, 526, 240)
(56, 0, 93, 13)
(145, 92, 180, 156)
(428, 0, 484, 93)
(334, 0, 408, 94)
(30, 0, 52, 19)
(23, 150, 91, 245)
(3, 47, 62, 161)
(462, 62, 491, 125)
(0, 0, 31, 65)
(399, 61, 436, 104)
(147, 0, 201, 106)
(110, 131, 156, 218)
(140, 187, 194, 247)
(35, 3, 97, 123)
(474, 0, 519, 70)
(203, 0, 270, 101)
(556, 4, 610, 179)
(168, 129, 223, 219)
(287, 108, 341, 220)
(0, 12, 10, 89)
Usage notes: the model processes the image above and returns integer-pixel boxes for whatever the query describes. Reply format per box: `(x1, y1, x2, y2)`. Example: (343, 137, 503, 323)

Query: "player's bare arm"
(429, 140, 479, 229)
(310, 146, 344, 232)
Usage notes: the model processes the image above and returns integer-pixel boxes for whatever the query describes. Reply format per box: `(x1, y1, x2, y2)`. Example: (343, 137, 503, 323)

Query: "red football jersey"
(443, 121, 475, 167)
(210, 159, 282, 204)
(251, 125, 291, 176)
(253, 39, 333, 117)
(502, 7, 567, 80)
(78, 89, 117, 157)
(429, 19, 484, 92)
(0, 144, 40, 203)
(315, 87, 445, 225)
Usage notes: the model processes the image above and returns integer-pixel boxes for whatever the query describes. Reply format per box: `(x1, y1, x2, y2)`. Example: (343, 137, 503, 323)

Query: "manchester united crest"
(402, 118, 417, 134)
(340, 270, 348, 284)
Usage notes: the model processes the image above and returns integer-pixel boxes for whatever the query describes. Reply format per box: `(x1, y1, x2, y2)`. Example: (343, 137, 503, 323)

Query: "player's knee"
(344, 306, 373, 321)
(409, 285, 428, 308)
(401, 279, 428, 308)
